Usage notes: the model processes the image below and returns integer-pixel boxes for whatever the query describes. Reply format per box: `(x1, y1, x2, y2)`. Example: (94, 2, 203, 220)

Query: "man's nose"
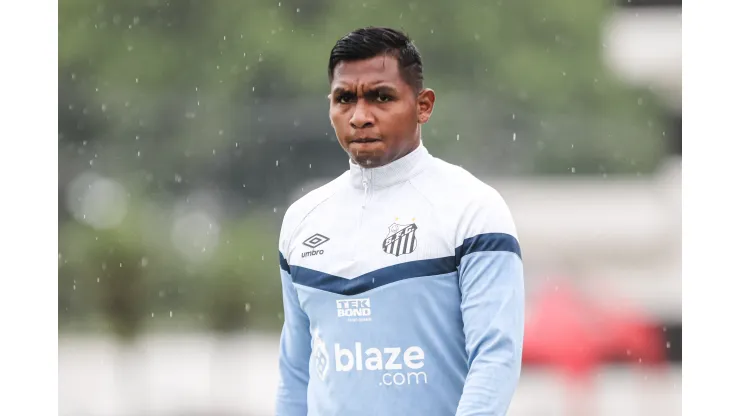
(349, 101, 374, 129)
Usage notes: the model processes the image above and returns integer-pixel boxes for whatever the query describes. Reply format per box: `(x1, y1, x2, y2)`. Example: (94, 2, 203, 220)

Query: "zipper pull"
(362, 179, 369, 208)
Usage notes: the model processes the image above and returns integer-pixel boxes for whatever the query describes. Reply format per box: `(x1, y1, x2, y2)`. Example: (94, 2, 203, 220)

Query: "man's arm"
(455, 192, 525, 416)
(275, 252, 312, 415)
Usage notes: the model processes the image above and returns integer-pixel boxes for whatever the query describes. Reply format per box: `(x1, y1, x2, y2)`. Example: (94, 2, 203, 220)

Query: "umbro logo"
(302, 233, 329, 258)
(303, 233, 330, 248)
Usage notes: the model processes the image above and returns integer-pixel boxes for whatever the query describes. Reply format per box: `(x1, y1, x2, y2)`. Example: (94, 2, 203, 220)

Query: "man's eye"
(376, 94, 392, 103)
(336, 94, 354, 104)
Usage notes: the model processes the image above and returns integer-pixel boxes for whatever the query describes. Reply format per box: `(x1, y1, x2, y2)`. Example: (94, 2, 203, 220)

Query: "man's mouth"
(351, 138, 381, 144)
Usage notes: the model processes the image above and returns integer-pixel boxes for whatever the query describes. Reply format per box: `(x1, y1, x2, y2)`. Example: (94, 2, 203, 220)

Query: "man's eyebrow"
(331, 86, 353, 95)
(331, 83, 399, 95)
(370, 85, 398, 93)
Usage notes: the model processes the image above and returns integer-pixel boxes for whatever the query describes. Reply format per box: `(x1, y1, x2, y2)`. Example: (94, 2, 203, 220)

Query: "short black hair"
(328, 27, 424, 92)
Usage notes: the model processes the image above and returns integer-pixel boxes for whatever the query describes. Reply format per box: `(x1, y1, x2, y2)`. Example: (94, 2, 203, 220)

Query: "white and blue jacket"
(276, 143, 524, 416)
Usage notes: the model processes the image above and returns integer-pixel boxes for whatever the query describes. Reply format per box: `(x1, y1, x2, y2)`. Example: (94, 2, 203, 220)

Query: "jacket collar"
(348, 142, 431, 190)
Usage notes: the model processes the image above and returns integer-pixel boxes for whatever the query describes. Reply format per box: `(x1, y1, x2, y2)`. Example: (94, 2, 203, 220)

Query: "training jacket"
(276, 142, 524, 416)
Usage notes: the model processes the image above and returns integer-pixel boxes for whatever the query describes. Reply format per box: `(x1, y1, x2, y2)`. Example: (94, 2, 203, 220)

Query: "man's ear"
(417, 88, 436, 124)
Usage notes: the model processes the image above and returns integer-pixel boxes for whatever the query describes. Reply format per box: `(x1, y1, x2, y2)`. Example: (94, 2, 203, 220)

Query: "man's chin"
(350, 152, 389, 168)
(348, 147, 387, 168)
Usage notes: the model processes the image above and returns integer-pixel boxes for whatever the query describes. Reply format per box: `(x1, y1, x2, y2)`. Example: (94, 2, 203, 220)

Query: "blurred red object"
(522, 279, 666, 380)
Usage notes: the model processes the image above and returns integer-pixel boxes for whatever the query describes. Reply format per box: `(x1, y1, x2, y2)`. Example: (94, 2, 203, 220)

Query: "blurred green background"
(58, 0, 671, 340)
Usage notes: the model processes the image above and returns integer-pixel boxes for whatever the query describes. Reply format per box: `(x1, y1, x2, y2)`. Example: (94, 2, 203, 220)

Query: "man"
(276, 27, 524, 416)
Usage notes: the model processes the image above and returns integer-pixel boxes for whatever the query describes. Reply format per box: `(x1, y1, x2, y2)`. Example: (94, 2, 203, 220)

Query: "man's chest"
(287, 196, 453, 280)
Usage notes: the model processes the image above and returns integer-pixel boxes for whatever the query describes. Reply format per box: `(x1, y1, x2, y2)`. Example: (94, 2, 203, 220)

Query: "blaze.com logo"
(313, 335, 428, 386)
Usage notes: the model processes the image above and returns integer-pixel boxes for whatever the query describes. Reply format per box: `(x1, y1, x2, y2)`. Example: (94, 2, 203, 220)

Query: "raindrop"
(512, 114, 516, 119)
(137, 150, 141, 157)
(151, 313, 155, 318)
(101, 104, 107, 112)
(127, 45, 134, 52)
(141, 257, 149, 267)
(174, 174, 182, 183)
(626, 349, 632, 356)
(97, 277, 100, 283)
(135, 135, 140, 141)
(119, 262, 123, 268)
(474, 34, 480, 41)
(562, 71, 566, 76)
(133, 16, 140, 25)
(261, 255, 265, 261)
(276, 160, 279, 167)
(273, 207, 277, 213)
(245, 303, 251, 312)
(637, 97, 644, 105)
(235, 142, 239, 148)
(309, 163, 312, 169)
(212, 149, 216, 155)
(296, 7, 300, 12)
(456, 134, 460, 141)
(666, 342, 671, 349)
(571, 144, 574, 149)
(512, 133, 516, 141)
(135, 78, 139, 83)
(570, 167, 576, 173)
(73, 285, 76, 290)
(169, 311, 173, 318)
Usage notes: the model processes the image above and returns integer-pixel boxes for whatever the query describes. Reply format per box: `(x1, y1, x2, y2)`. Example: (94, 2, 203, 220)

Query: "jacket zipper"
(355, 168, 371, 256)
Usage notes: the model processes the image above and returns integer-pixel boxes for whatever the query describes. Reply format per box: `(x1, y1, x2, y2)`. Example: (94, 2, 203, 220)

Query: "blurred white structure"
(603, 4, 682, 110)
(491, 158, 681, 321)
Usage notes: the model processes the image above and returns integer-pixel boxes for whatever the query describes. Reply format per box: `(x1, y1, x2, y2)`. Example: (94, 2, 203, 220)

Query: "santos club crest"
(382, 223, 418, 257)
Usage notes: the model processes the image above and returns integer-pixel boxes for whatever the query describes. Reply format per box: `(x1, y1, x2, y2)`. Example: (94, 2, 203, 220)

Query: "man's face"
(329, 55, 435, 168)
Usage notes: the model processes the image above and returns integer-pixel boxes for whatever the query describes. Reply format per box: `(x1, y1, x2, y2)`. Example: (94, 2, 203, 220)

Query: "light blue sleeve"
(275, 253, 312, 416)
(455, 248, 524, 416)
(454, 188, 525, 416)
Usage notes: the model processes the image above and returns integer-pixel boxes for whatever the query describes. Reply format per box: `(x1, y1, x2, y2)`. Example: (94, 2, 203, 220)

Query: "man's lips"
(350, 138, 381, 143)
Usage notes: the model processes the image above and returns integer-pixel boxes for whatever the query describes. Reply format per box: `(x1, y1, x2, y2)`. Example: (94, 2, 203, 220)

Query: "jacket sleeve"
(455, 189, 525, 416)
(275, 237, 312, 414)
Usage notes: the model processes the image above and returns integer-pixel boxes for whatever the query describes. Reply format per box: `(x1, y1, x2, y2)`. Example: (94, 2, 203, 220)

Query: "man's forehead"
(331, 55, 402, 88)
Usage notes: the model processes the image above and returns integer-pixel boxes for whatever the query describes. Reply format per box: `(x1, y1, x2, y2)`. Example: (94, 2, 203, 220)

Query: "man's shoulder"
(282, 171, 348, 232)
(417, 155, 502, 204)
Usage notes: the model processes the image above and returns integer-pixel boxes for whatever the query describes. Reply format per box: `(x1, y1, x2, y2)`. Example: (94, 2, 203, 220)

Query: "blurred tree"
(91, 231, 147, 341)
